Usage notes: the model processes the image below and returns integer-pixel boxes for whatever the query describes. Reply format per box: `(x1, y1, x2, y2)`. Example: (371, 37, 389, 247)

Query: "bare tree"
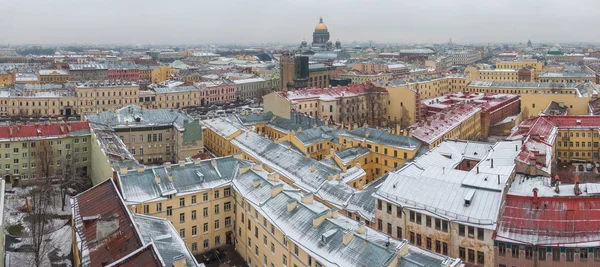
(57, 150, 90, 211)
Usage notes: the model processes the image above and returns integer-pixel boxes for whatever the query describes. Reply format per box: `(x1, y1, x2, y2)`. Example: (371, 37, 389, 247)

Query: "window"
(180, 229, 185, 238)
(477, 251, 484, 265)
(214, 204, 220, 214)
(203, 193, 208, 201)
(224, 202, 231, 211)
(166, 206, 172, 217)
(179, 213, 185, 223)
(192, 242, 197, 252)
(566, 248, 574, 261)
(539, 247, 546, 261)
(416, 234, 422, 246)
(468, 226, 475, 238)
(396, 227, 402, 239)
(512, 245, 519, 258)
(204, 239, 209, 249)
(552, 247, 560, 261)
(203, 207, 208, 217)
(192, 226, 197, 236)
(525, 246, 533, 259)
(377, 219, 382, 231)
(191, 195, 196, 204)
(396, 207, 402, 218)
(156, 203, 162, 212)
(224, 187, 231, 196)
(477, 228, 484, 240)
(225, 216, 231, 227)
(377, 199, 382, 210)
(179, 198, 185, 207)
(459, 247, 466, 259)
(468, 249, 475, 263)
(214, 220, 220, 229)
(283, 255, 287, 266)
(442, 220, 448, 232)
(498, 243, 506, 256)
(215, 236, 220, 246)
(294, 244, 298, 256)
(409, 231, 415, 244)
(442, 242, 448, 255)
(426, 237, 432, 250)
(214, 190, 220, 199)
(594, 248, 600, 261)
(143, 205, 149, 214)
(192, 210, 197, 220)
(204, 223, 209, 232)
(387, 223, 392, 235)
(386, 203, 392, 214)
(459, 224, 465, 236)
(435, 218, 441, 230)
(271, 242, 275, 253)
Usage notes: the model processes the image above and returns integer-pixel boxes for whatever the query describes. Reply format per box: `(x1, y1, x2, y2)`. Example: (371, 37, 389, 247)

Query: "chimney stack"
(574, 172, 581, 196)
(532, 188, 539, 208)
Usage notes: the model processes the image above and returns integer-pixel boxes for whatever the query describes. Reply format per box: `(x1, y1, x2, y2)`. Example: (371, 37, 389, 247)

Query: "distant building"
(449, 50, 480, 65)
(68, 64, 108, 81)
(38, 69, 69, 84)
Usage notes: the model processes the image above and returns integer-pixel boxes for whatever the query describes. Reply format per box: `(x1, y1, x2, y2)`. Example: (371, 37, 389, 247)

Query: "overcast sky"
(2, 0, 599, 45)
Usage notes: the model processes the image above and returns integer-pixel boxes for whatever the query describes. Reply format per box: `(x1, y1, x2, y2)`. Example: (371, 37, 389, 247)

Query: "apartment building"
(465, 66, 519, 82)
(0, 121, 91, 185)
(153, 86, 201, 109)
(537, 72, 596, 84)
(116, 156, 238, 255)
(264, 83, 389, 127)
(85, 105, 203, 164)
(0, 89, 77, 117)
(38, 69, 70, 84)
(196, 80, 237, 106)
(0, 71, 14, 86)
(408, 104, 482, 149)
(494, 59, 544, 76)
(449, 50, 480, 65)
(74, 81, 139, 114)
(467, 81, 600, 117)
(374, 140, 521, 266)
(231, 165, 464, 267)
(68, 64, 108, 81)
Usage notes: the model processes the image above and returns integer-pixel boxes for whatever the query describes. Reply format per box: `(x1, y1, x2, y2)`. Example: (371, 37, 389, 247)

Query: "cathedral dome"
(315, 17, 328, 32)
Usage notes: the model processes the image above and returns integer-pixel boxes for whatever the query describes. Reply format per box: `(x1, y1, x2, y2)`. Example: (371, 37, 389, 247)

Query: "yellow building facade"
(75, 83, 138, 114)
(494, 60, 544, 76)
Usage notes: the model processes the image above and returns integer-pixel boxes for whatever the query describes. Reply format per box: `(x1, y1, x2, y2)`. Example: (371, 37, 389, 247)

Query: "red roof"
(108, 243, 162, 267)
(72, 180, 150, 267)
(0, 122, 90, 139)
(498, 194, 600, 245)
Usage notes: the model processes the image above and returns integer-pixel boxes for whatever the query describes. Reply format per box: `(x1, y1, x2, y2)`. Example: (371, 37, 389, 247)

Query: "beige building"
(494, 59, 544, 76)
(153, 86, 201, 109)
(375, 140, 521, 266)
(264, 83, 389, 127)
(0, 89, 77, 117)
(38, 69, 70, 84)
(75, 81, 138, 114)
(85, 105, 203, 164)
(380, 74, 468, 127)
(466, 81, 600, 117)
(537, 72, 596, 84)
(339, 71, 393, 83)
(465, 66, 519, 82)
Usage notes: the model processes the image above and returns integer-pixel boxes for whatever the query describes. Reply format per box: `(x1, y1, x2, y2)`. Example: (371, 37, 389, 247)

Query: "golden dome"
(315, 17, 328, 31)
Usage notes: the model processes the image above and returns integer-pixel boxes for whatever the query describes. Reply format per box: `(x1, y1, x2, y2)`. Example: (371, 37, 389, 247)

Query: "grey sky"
(2, 0, 599, 45)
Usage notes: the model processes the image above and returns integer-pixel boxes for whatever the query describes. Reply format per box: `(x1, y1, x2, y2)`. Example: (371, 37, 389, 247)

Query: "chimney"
(287, 199, 297, 212)
(327, 175, 333, 181)
(574, 172, 581, 196)
(271, 184, 283, 197)
(357, 222, 366, 234)
(178, 161, 185, 167)
(194, 158, 202, 165)
(313, 211, 328, 228)
(172, 255, 187, 267)
(168, 172, 173, 182)
(329, 209, 339, 219)
(396, 124, 401, 135)
(301, 193, 314, 204)
(325, 120, 329, 126)
(165, 162, 172, 169)
(137, 167, 145, 173)
(252, 179, 261, 188)
(211, 159, 217, 167)
(313, 124, 317, 129)
(426, 120, 431, 126)
(554, 175, 560, 193)
(155, 176, 161, 184)
(532, 188, 539, 208)
(9, 125, 12, 136)
(298, 127, 302, 133)
(335, 174, 341, 181)
(310, 165, 316, 172)
(253, 164, 263, 171)
(66, 122, 71, 132)
(342, 229, 354, 245)
(131, 205, 137, 214)
(59, 124, 64, 133)
(119, 167, 128, 175)
(497, 174, 500, 185)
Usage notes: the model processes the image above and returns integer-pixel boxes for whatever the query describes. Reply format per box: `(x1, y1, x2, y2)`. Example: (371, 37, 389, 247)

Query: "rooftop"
(539, 72, 595, 78)
(277, 83, 387, 103)
(38, 69, 69, 76)
(409, 104, 481, 145)
(375, 140, 518, 227)
(0, 121, 90, 140)
(86, 105, 195, 130)
(341, 127, 422, 150)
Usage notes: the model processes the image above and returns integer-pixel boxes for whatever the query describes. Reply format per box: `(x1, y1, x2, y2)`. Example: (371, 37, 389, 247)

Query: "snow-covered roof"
(375, 140, 520, 228)
(86, 105, 194, 130)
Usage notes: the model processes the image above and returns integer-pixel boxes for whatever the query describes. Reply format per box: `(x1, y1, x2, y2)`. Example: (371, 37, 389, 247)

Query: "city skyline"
(2, 0, 600, 45)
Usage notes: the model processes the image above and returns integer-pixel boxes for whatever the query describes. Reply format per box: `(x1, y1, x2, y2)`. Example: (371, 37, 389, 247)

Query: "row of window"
(558, 141, 599, 148)
(498, 243, 600, 262)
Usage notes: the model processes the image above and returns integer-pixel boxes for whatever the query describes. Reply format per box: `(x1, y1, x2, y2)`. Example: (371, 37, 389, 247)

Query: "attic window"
(576, 120, 581, 125)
